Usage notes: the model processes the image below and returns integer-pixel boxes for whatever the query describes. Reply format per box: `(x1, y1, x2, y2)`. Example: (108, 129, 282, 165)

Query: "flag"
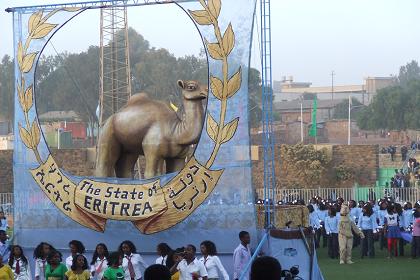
(309, 97, 317, 137)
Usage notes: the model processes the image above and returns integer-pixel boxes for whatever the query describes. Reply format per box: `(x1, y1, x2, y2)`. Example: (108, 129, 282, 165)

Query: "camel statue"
(95, 80, 207, 179)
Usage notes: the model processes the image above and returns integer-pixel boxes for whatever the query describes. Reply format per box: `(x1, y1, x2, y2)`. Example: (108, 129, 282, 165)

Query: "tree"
(0, 55, 14, 126)
(357, 60, 420, 130)
(332, 97, 364, 120)
(280, 143, 331, 188)
(398, 60, 420, 87)
(36, 46, 100, 140)
(357, 82, 420, 130)
(248, 67, 262, 128)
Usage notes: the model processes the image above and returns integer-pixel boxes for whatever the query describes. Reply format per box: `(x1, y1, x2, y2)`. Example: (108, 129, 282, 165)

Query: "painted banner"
(31, 155, 222, 233)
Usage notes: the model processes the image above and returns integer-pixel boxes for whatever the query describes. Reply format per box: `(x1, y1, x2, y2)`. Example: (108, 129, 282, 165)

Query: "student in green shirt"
(45, 251, 68, 280)
(102, 252, 124, 280)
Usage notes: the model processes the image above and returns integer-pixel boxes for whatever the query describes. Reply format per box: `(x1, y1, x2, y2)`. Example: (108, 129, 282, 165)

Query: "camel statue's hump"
(126, 93, 171, 109)
(127, 92, 150, 104)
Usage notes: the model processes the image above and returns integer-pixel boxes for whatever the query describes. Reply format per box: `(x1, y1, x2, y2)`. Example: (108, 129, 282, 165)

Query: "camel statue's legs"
(166, 158, 186, 174)
(95, 118, 121, 178)
(115, 153, 139, 178)
(142, 142, 162, 179)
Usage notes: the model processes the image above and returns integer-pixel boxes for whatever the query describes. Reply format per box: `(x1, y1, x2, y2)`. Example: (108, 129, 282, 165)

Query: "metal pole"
(300, 100, 303, 142)
(348, 95, 351, 145)
(57, 129, 61, 149)
(331, 70, 335, 100)
(239, 231, 269, 280)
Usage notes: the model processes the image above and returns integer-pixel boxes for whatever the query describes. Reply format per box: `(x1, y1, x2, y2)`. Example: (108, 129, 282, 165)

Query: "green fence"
(377, 168, 396, 187)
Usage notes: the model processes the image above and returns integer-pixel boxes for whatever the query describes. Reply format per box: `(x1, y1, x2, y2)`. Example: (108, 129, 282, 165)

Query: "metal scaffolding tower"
(260, 0, 276, 227)
(99, 2, 132, 127)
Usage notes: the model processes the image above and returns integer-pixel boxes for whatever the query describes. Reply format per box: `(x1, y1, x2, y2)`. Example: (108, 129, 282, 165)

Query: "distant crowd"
(306, 196, 420, 260)
(380, 142, 419, 187)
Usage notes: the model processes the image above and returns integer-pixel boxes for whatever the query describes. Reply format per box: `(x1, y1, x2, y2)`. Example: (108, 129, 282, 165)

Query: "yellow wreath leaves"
(18, 8, 78, 163)
(206, 114, 219, 142)
(189, 0, 241, 168)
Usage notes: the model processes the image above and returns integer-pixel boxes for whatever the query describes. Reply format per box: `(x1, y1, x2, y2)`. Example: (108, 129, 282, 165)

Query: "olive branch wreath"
(16, 1, 240, 232)
(189, 0, 241, 169)
(17, 8, 80, 164)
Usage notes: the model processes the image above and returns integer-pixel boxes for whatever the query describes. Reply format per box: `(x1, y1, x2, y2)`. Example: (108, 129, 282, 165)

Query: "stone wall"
(252, 144, 379, 190)
(51, 149, 95, 176)
(331, 145, 378, 186)
(0, 150, 13, 193)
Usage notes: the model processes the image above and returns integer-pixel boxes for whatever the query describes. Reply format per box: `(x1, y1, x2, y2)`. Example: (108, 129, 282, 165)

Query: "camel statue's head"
(177, 80, 207, 100)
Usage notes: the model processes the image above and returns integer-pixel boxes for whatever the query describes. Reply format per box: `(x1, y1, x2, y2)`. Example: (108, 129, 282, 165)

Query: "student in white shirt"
(199, 241, 229, 280)
(33, 242, 55, 280)
(155, 243, 172, 267)
(0, 211, 8, 232)
(170, 245, 208, 280)
(233, 231, 251, 280)
(9, 245, 31, 280)
(119, 240, 148, 280)
(66, 240, 86, 270)
(90, 243, 109, 280)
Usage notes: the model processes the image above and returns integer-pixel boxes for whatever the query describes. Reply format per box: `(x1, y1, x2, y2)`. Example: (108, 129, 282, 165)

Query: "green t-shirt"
(45, 263, 68, 280)
(103, 267, 125, 280)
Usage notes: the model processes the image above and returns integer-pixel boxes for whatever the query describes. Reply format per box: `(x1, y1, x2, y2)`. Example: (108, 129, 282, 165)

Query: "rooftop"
(274, 99, 345, 111)
(39, 110, 82, 122)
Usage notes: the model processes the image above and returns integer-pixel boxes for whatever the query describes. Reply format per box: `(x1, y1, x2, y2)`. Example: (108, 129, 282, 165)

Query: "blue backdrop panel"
(13, 0, 258, 253)
(267, 231, 324, 280)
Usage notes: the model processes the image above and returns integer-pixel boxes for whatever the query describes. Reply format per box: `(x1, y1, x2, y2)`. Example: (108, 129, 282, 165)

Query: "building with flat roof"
(273, 76, 396, 104)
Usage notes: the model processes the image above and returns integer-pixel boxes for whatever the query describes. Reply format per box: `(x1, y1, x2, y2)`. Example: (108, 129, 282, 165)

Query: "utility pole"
(348, 95, 351, 145)
(331, 70, 335, 100)
(300, 96, 303, 143)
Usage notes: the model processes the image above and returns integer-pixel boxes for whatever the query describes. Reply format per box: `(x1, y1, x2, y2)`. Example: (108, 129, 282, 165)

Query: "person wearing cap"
(338, 204, 364, 264)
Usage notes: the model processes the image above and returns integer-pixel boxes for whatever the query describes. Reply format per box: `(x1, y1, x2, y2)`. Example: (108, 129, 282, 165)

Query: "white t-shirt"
(199, 255, 229, 280)
(386, 213, 399, 227)
(90, 257, 108, 280)
(177, 258, 208, 280)
(65, 255, 73, 270)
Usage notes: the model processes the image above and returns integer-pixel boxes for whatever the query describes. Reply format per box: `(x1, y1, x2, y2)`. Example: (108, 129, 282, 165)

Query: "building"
(273, 76, 396, 104)
(39, 110, 88, 148)
(274, 98, 344, 123)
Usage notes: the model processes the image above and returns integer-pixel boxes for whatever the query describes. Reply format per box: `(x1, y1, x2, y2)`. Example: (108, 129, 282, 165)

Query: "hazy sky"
(1, 0, 419, 86)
